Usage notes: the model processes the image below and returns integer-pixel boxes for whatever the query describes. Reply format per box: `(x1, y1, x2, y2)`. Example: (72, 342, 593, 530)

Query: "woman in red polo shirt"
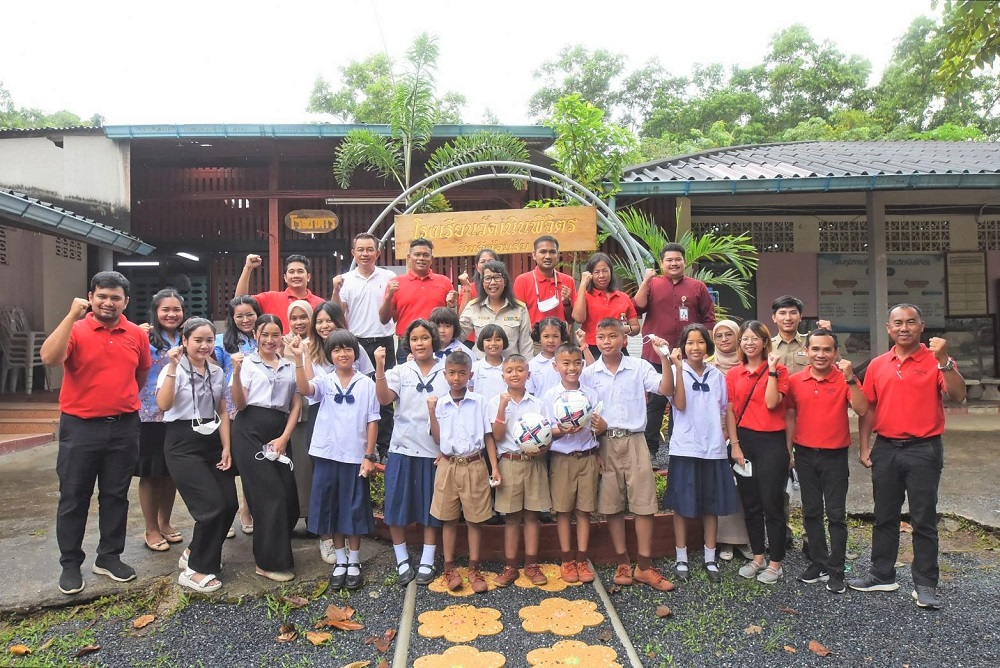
(572, 252, 639, 360)
(724, 320, 790, 585)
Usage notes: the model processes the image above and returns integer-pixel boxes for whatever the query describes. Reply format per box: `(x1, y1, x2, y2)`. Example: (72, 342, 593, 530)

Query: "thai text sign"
(285, 209, 339, 234)
(394, 206, 598, 259)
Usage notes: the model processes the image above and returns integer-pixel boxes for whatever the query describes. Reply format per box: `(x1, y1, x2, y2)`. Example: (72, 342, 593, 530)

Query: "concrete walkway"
(1, 413, 996, 614)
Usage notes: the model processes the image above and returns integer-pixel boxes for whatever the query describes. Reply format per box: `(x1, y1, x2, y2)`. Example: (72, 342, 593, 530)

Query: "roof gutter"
(613, 173, 1000, 196)
(103, 124, 555, 140)
(0, 190, 154, 256)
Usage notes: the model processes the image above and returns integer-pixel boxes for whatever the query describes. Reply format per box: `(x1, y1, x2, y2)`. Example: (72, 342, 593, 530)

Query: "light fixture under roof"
(118, 260, 160, 267)
(176, 252, 199, 261)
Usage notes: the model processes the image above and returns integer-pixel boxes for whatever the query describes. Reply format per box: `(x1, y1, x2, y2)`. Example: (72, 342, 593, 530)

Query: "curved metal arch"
(356, 160, 651, 284)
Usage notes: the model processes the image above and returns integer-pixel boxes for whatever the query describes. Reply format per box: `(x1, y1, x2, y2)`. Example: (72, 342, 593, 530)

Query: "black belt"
(357, 335, 393, 343)
(72, 412, 136, 422)
(877, 435, 938, 448)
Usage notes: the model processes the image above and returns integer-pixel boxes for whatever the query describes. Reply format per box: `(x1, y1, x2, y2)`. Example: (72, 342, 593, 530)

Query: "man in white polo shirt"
(332, 232, 397, 460)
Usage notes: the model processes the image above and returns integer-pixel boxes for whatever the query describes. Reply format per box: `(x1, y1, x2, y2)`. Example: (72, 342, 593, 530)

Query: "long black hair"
(223, 295, 261, 354)
(148, 289, 184, 352)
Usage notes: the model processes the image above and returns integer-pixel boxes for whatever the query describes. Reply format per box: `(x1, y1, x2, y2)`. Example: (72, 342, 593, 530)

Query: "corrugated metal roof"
(0, 188, 154, 255)
(103, 123, 555, 141)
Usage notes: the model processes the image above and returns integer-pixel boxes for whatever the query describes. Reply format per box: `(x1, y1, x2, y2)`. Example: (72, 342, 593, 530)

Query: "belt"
(878, 435, 938, 448)
(605, 428, 641, 439)
(74, 412, 136, 422)
(500, 451, 541, 461)
(357, 335, 393, 343)
(445, 452, 482, 464)
(553, 447, 600, 459)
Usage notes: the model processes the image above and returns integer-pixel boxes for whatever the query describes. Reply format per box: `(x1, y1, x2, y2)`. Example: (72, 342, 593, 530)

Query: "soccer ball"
(512, 412, 552, 455)
(552, 390, 593, 429)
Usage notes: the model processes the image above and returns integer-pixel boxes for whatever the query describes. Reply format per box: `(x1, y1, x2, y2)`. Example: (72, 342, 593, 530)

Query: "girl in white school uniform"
(470, 325, 509, 404)
(290, 330, 379, 590)
(230, 314, 301, 582)
(527, 317, 571, 397)
(156, 318, 237, 593)
(374, 318, 450, 587)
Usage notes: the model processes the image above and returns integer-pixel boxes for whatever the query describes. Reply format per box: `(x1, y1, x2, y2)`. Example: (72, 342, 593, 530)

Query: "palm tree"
(333, 33, 531, 213)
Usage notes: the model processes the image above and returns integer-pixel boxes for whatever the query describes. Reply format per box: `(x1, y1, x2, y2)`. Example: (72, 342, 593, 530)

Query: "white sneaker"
(319, 538, 337, 565)
(719, 546, 734, 561)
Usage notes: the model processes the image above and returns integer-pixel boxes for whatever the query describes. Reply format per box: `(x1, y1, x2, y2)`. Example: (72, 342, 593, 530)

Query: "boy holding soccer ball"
(543, 343, 607, 584)
(581, 318, 675, 591)
(489, 354, 552, 587)
(427, 350, 500, 593)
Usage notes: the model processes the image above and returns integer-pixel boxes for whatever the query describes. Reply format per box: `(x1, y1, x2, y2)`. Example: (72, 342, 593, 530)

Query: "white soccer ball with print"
(552, 390, 593, 429)
(511, 412, 552, 455)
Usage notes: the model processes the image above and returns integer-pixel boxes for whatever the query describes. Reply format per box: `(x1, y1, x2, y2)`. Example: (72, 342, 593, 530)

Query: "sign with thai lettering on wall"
(817, 253, 945, 331)
(394, 206, 598, 259)
(285, 209, 339, 234)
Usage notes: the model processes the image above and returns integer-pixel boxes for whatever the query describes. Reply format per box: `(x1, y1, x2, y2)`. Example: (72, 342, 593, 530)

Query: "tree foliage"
(936, 0, 1000, 90)
(0, 80, 98, 129)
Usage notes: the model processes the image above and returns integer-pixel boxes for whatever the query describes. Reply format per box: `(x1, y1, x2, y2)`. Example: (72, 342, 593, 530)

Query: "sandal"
(161, 531, 183, 544)
(255, 567, 294, 582)
(178, 569, 222, 593)
(144, 534, 169, 552)
(241, 523, 254, 535)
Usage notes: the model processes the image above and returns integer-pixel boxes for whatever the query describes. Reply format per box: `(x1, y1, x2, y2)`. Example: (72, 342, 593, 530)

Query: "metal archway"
(353, 161, 652, 284)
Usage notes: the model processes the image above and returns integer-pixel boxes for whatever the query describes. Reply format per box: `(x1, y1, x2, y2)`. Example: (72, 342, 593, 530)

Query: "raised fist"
(580, 271, 592, 287)
(644, 268, 657, 282)
(231, 352, 244, 369)
(446, 290, 458, 308)
(245, 254, 262, 270)
(373, 346, 386, 367)
(836, 358, 854, 380)
(68, 298, 90, 320)
(928, 336, 949, 364)
(767, 352, 781, 370)
(331, 275, 344, 293)
(167, 346, 184, 366)
(458, 272, 470, 287)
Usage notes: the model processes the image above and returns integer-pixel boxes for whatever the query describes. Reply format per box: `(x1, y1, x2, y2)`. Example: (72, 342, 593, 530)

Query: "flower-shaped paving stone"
(514, 563, 582, 592)
(519, 597, 605, 636)
(427, 567, 499, 597)
(413, 644, 507, 668)
(526, 639, 622, 667)
(417, 604, 504, 643)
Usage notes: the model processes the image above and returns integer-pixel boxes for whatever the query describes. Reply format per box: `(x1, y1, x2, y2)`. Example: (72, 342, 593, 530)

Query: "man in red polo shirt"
(379, 237, 457, 363)
(634, 243, 716, 462)
(512, 235, 577, 326)
(235, 253, 326, 333)
(848, 304, 966, 610)
(785, 328, 868, 595)
(40, 271, 152, 595)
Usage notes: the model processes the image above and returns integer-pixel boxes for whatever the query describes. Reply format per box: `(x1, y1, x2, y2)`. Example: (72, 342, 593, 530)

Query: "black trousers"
(644, 361, 669, 456)
(735, 427, 789, 562)
(795, 444, 849, 577)
(56, 412, 139, 568)
(870, 436, 943, 587)
(232, 406, 299, 571)
(164, 422, 238, 575)
(360, 335, 395, 458)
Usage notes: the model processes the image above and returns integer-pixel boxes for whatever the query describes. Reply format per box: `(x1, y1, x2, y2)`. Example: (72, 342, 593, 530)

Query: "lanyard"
(533, 271, 559, 298)
(184, 359, 216, 420)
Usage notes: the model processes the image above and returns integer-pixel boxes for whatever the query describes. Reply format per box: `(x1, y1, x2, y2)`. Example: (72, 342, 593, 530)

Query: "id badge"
(537, 294, 560, 313)
(679, 306, 689, 321)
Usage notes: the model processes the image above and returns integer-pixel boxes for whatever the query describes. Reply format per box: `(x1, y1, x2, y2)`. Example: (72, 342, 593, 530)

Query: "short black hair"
(352, 233, 380, 249)
(596, 317, 625, 331)
(428, 306, 461, 332)
(254, 313, 283, 335)
(533, 235, 559, 251)
(403, 318, 441, 354)
(181, 317, 216, 339)
(503, 354, 528, 367)
(555, 343, 583, 358)
(323, 328, 360, 361)
(409, 237, 433, 251)
(805, 328, 839, 349)
(661, 243, 685, 260)
(771, 295, 803, 314)
(679, 323, 714, 358)
(888, 303, 923, 320)
(476, 324, 509, 352)
(285, 254, 310, 272)
(445, 349, 473, 369)
(90, 271, 131, 296)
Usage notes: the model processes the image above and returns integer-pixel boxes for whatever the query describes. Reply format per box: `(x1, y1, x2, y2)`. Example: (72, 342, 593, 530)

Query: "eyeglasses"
(234, 314, 256, 321)
(740, 337, 763, 344)
(482, 275, 504, 283)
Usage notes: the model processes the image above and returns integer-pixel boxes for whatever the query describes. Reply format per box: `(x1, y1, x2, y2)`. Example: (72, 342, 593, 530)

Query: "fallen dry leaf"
(778, 606, 799, 615)
(311, 580, 329, 599)
(276, 623, 298, 643)
(745, 624, 764, 635)
(598, 629, 614, 642)
(305, 631, 332, 646)
(329, 619, 365, 631)
(363, 629, 397, 653)
(809, 640, 832, 656)
(133, 614, 156, 629)
(655, 605, 673, 618)
(282, 595, 309, 609)
(75, 645, 101, 658)
(9, 645, 31, 656)
(784, 645, 797, 653)
(325, 605, 356, 622)
(900, 521, 913, 533)
(340, 662, 370, 668)
(317, 605, 364, 631)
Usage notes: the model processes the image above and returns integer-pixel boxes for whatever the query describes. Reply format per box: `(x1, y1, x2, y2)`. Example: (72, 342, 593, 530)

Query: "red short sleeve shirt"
(580, 290, 637, 345)
(862, 344, 946, 439)
(726, 363, 789, 432)
(786, 369, 852, 448)
(253, 289, 326, 333)
(512, 268, 577, 325)
(390, 270, 454, 335)
(60, 314, 152, 418)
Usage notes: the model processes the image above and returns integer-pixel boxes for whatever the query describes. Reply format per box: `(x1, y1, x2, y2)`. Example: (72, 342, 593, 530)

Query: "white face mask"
(536, 294, 560, 313)
(255, 444, 294, 470)
(191, 413, 221, 435)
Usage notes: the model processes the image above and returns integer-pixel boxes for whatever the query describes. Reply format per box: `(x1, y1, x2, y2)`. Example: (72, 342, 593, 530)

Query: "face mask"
(255, 444, 294, 470)
(191, 413, 221, 435)
(536, 294, 560, 313)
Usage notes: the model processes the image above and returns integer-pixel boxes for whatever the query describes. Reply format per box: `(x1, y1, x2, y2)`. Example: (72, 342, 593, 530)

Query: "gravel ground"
(605, 524, 1000, 668)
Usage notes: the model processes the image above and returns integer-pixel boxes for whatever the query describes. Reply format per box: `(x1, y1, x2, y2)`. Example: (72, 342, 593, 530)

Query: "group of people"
(44, 232, 964, 610)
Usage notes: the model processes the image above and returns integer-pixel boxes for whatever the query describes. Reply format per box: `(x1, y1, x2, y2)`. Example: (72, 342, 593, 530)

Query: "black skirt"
(135, 421, 171, 478)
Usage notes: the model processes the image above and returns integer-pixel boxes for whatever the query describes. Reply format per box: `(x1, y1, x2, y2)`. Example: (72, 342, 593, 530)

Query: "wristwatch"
(937, 358, 955, 372)
(846, 376, 858, 385)
(363, 453, 378, 462)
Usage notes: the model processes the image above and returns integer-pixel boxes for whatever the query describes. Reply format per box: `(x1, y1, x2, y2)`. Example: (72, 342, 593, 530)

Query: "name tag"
(679, 307, 689, 321)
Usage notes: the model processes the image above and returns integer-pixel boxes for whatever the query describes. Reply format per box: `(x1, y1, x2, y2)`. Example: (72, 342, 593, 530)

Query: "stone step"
(0, 406, 61, 420)
(0, 417, 60, 435)
(0, 432, 54, 455)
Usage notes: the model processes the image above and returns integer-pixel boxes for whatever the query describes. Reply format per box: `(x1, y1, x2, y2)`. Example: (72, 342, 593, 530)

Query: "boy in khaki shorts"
(580, 318, 675, 591)
(488, 355, 552, 587)
(428, 350, 501, 593)
(543, 343, 607, 584)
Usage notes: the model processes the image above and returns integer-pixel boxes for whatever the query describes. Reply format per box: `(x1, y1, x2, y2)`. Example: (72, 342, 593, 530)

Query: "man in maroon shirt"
(634, 243, 716, 461)
(235, 253, 326, 333)
(41, 271, 152, 595)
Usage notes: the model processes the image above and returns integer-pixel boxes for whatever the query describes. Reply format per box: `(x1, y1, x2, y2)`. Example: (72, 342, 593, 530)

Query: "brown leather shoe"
(576, 560, 596, 583)
(613, 563, 633, 586)
(634, 565, 675, 592)
(443, 568, 463, 591)
(524, 563, 548, 585)
(468, 568, 488, 593)
(495, 565, 519, 588)
(560, 561, 579, 583)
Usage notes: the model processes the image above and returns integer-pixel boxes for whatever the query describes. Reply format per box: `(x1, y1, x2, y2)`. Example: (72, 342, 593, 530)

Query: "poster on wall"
(817, 254, 945, 331)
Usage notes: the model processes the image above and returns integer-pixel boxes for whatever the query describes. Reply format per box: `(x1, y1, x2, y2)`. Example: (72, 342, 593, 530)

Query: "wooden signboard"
(285, 209, 339, 234)
(394, 206, 598, 259)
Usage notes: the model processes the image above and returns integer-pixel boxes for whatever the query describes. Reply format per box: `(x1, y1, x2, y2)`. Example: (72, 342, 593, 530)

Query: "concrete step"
(0, 417, 60, 435)
(0, 432, 54, 455)
(0, 406, 61, 419)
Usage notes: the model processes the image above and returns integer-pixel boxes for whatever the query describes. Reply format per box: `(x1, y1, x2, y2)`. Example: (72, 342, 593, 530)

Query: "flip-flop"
(241, 523, 254, 535)
(178, 569, 222, 593)
(162, 531, 183, 544)
(144, 537, 170, 552)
